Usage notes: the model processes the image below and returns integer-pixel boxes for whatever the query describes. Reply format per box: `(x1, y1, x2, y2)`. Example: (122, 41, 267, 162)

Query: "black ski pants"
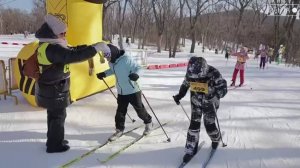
(115, 91, 152, 131)
(47, 108, 66, 149)
(260, 57, 266, 69)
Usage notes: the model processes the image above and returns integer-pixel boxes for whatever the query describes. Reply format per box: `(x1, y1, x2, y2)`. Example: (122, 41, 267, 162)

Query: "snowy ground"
(0, 35, 300, 168)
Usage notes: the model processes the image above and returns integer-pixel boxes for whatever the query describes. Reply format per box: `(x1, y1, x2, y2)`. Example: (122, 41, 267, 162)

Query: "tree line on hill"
(0, 0, 45, 35)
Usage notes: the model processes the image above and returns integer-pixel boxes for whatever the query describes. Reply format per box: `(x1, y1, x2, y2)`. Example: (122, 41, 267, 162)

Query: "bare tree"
(103, 0, 118, 19)
(186, 0, 211, 53)
(171, 0, 186, 57)
(164, 0, 176, 55)
(152, 0, 168, 52)
(251, 0, 269, 46)
(269, 0, 286, 59)
(32, 0, 46, 30)
(283, 0, 300, 63)
(226, 0, 253, 49)
(220, 2, 236, 51)
(116, 0, 129, 49)
(103, 0, 118, 38)
(139, 0, 154, 49)
(128, 0, 143, 44)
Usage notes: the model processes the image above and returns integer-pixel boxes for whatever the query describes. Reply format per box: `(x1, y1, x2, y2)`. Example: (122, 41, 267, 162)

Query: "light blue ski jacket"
(103, 54, 141, 95)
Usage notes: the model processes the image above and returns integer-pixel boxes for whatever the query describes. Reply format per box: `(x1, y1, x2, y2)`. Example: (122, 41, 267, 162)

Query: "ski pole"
(173, 96, 190, 121)
(179, 103, 190, 121)
(102, 78, 136, 123)
(135, 82, 171, 142)
(212, 103, 227, 147)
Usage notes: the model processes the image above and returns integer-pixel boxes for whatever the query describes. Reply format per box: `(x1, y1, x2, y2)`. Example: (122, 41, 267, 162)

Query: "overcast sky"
(1, 0, 33, 12)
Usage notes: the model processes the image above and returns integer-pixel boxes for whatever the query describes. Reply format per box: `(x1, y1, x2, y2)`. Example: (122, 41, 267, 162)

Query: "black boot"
(46, 139, 69, 147)
(46, 144, 70, 153)
(183, 153, 194, 163)
(212, 141, 219, 149)
(230, 81, 235, 87)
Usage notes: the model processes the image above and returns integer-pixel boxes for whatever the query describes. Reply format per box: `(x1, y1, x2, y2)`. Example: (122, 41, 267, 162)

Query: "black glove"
(128, 73, 139, 81)
(173, 95, 181, 105)
(96, 72, 106, 80)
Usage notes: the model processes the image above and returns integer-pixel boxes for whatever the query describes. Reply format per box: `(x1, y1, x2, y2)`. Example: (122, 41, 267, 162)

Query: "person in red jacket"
(230, 47, 249, 87)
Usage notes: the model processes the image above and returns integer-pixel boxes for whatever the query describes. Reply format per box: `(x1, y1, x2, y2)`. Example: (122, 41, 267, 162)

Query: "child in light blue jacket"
(96, 44, 152, 141)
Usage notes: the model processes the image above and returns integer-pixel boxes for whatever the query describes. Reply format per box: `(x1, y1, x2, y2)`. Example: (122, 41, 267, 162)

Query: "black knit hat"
(107, 44, 125, 63)
(107, 44, 119, 57)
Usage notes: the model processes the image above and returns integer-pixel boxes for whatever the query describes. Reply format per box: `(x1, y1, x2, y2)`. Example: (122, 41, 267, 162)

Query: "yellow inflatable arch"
(13, 0, 115, 106)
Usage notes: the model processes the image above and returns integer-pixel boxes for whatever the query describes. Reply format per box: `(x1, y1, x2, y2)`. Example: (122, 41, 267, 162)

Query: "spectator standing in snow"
(35, 14, 108, 153)
(268, 47, 274, 64)
(24, 31, 29, 38)
(259, 48, 268, 69)
(173, 56, 227, 163)
(125, 37, 130, 47)
(277, 45, 285, 64)
(230, 47, 249, 87)
(254, 49, 259, 60)
(225, 50, 229, 60)
(96, 44, 153, 141)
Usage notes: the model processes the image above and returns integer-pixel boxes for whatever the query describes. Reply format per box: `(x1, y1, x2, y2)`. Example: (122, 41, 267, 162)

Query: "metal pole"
(212, 103, 227, 147)
(136, 82, 171, 142)
(102, 79, 136, 123)
(179, 103, 190, 121)
(141, 93, 171, 142)
(173, 96, 190, 121)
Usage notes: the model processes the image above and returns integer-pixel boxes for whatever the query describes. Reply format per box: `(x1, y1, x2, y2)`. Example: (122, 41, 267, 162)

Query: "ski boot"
(46, 139, 69, 147)
(108, 129, 123, 141)
(211, 141, 219, 149)
(183, 153, 194, 163)
(230, 81, 235, 87)
(183, 144, 198, 163)
(46, 144, 70, 153)
(143, 122, 153, 135)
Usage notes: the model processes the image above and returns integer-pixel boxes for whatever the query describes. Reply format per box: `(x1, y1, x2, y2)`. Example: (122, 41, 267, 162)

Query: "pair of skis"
(60, 125, 143, 168)
(60, 123, 167, 167)
(99, 122, 168, 164)
(178, 132, 225, 168)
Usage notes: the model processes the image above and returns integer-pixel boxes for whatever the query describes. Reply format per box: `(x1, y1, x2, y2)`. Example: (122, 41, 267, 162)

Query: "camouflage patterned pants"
(184, 99, 220, 155)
